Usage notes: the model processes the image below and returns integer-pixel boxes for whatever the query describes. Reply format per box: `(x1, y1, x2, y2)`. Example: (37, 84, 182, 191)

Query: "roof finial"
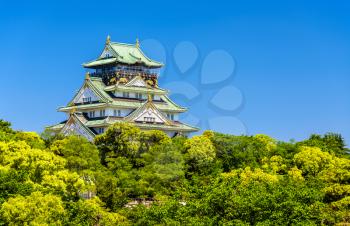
(85, 71, 90, 80)
(106, 35, 111, 45)
(136, 38, 140, 48)
(148, 94, 153, 102)
(70, 106, 77, 115)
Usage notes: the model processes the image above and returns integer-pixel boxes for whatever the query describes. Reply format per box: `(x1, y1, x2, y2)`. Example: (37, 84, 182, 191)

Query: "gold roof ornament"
(106, 35, 111, 45)
(135, 38, 140, 48)
(70, 106, 77, 115)
(147, 93, 153, 102)
(85, 72, 90, 80)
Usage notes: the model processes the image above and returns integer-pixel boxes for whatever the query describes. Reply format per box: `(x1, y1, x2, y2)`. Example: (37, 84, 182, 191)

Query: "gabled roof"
(83, 37, 163, 68)
(59, 113, 95, 141)
(125, 76, 148, 87)
(124, 99, 173, 125)
(62, 76, 185, 112)
(67, 76, 113, 106)
(49, 116, 199, 134)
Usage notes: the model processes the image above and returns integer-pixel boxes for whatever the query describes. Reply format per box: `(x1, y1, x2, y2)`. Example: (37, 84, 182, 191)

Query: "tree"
(0, 120, 15, 142)
(66, 197, 129, 225)
(297, 133, 349, 157)
(184, 135, 216, 173)
(50, 136, 102, 173)
(0, 141, 66, 182)
(40, 170, 89, 200)
(95, 123, 141, 166)
(293, 146, 333, 176)
(0, 192, 66, 225)
(14, 131, 45, 149)
(210, 133, 270, 171)
(138, 141, 185, 198)
(0, 169, 33, 204)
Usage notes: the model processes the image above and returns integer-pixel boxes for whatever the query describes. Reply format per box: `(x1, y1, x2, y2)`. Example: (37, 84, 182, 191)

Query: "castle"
(48, 36, 199, 141)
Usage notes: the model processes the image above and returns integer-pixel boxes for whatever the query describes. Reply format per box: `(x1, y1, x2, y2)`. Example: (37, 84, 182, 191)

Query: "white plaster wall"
(101, 49, 112, 58)
(115, 91, 123, 97)
(154, 95, 161, 101)
(108, 108, 133, 117)
(163, 112, 179, 121)
(74, 88, 99, 104)
(134, 108, 166, 123)
(84, 108, 133, 118)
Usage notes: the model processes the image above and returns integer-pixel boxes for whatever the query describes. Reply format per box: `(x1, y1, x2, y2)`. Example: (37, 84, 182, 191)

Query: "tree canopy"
(0, 119, 349, 225)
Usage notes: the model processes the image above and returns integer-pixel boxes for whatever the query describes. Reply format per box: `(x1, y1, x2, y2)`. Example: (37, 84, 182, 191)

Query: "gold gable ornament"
(69, 106, 77, 115)
(106, 35, 111, 45)
(85, 72, 90, 80)
(135, 38, 140, 48)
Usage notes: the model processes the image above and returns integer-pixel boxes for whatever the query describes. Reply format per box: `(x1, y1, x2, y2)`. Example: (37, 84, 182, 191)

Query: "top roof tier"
(83, 36, 164, 69)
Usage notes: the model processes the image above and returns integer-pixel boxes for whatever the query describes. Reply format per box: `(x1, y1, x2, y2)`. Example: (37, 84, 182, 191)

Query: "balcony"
(90, 67, 159, 79)
(90, 69, 158, 86)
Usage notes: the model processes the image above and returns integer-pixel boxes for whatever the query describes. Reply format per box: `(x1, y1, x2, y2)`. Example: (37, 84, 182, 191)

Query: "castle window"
(123, 92, 129, 98)
(114, 109, 121, 117)
(97, 128, 104, 134)
(167, 113, 174, 120)
(83, 97, 91, 103)
(100, 109, 106, 117)
(88, 111, 95, 118)
(144, 117, 155, 123)
(136, 93, 143, 99)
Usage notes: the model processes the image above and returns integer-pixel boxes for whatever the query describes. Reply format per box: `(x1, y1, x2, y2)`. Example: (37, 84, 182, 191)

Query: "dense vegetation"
(0, 119, 349, 225)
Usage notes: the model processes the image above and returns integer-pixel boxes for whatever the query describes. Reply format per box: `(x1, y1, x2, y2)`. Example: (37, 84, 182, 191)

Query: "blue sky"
(0, 0, 349, 144)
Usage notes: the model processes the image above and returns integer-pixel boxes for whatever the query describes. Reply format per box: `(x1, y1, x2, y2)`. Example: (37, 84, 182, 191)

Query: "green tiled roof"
(83, 40, 163, 68)
(82, 58, 116, 67)
(50, 115, 198, 138)
(61, 76, 186, 113)
(59, 99, 186, 113)
(89, 77, 114, 102)
(67, 77, 113, 106)
(46, 123, 65, 131)
(134, 122, 199, 132)
(84, 117, 198, 132)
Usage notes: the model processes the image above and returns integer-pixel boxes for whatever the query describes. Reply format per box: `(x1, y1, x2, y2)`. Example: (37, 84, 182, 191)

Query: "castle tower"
(48, 36, 199, 141)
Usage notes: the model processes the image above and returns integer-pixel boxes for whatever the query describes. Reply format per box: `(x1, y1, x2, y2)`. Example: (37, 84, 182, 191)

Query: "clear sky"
(0, 0, 349, 144)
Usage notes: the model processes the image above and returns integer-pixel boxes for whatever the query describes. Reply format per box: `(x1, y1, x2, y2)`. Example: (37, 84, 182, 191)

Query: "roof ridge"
(110, 41, 136, 47)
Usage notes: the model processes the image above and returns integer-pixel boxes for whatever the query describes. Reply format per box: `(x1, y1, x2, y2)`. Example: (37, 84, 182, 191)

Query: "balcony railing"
(90, 70, 158, 79)
(90, 70, 158, 87)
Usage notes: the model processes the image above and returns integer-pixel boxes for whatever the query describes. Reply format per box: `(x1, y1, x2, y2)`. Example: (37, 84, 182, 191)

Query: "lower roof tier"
(59, 100, 186, 113)
(47, 113, 199, 141)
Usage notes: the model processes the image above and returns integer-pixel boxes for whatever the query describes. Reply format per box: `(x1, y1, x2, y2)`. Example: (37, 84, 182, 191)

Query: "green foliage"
(0, 119, 349, 225)
(66, 197, 129, 225)
(138, 141, 185, 197)
(294, 146, 333, 176)
(95, 123, 141, 165)
(0, 141, 66, 182)
(297, 133, 349, 157)
(0, 191, 66, 225)
(184, 134, 216, 172)
(50, 135, 102, 173)
(0, 169, 33, 204)
(210, 133, 273, 171)
(14, 131, 46, 149)
(0, 120, 15, 142)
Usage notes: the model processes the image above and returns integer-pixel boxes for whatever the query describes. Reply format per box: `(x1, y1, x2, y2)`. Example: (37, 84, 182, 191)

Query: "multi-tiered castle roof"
(48, 36, 199, 140)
